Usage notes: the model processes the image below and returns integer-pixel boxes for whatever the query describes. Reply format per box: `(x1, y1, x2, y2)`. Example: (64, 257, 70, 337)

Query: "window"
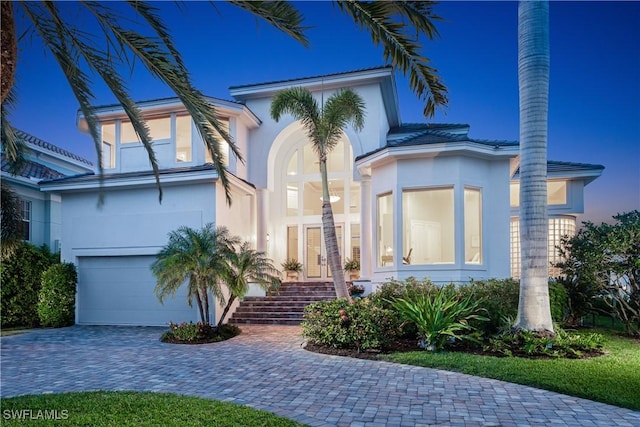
(377, 193, 393, 267)
(350, 223, 361, 263)
(287, 226, 298, 261)
(464, 187, 482, 264)
(176, 115, 192, 162)
(510, 216, 576, 278)
(204, 118, 230, 166)
(510, 181, 568, 207)
(101, 123, 115, 169)
(548, 216, 576, 277)
(121, 117, 171, 144)
(19, 200, 31, 241)
(402, 188, 454, 264)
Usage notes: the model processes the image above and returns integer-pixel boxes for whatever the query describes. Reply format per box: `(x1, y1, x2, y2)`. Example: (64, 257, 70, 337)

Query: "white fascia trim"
(40, 169, 219, 193)
(356, 142, 519, 173)
(230, 68, 394, 99)
(1, 172, 42, 189)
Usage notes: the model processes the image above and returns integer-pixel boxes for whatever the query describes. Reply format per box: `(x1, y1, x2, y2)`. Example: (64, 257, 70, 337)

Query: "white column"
(256, 188, 269, 254)
(360, 175, 372, 279)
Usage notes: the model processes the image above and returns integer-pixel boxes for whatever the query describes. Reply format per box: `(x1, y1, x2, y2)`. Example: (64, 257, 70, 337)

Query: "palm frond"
(0, 88, 25, 175)
(0, 183, 24, 259)
(228, 1, 310, 47)
(336, 1, 448, 117)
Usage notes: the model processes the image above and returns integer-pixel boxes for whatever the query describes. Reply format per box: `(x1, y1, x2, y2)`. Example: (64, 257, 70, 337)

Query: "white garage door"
(77, 256, 199, 326)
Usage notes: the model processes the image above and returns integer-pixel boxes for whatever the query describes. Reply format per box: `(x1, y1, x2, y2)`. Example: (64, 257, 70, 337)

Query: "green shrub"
(161, 322, 241, 344)
(485, 327, 604, 358)
(302, 298, 401, 351)
(391, 285, 488, 351)
(0, 244, 59, 327)
(37, 263, 77, 327)
(548, 280, 569, 323)
(368, 277, 435, 310)
(458, 278, 520, 335)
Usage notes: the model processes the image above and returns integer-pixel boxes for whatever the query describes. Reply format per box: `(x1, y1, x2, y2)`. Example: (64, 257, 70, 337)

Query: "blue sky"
(9, 1, 639, 224)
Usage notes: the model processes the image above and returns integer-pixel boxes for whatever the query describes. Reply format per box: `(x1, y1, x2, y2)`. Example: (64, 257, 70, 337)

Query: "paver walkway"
(1, 325, 639, 426)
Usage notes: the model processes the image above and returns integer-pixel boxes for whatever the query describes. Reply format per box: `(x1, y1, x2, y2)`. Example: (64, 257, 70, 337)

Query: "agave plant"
(391, 285, 488, 351)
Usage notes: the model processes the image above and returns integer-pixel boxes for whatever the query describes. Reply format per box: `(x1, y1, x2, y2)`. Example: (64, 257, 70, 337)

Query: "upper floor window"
(19, 199, 31, 241)
(204, 118, 230, 167)
(176, 115, 192, 162)
(101, 123, 116, 169)
(510, 180, 567, 207)
(121, 117, 171, 144)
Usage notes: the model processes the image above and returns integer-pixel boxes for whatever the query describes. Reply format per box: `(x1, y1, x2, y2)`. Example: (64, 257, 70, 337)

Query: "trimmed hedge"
(0, 244, 59, 327)
(38, 263, 77, 327)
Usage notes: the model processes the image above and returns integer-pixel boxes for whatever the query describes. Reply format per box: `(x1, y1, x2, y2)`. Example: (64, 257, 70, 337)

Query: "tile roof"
(229, 66, 392, 91)
(15, 129, 93, 166)
(1, 153, 66, 180)
(356, 125, 518, 161)
(512, 160, 605, 177)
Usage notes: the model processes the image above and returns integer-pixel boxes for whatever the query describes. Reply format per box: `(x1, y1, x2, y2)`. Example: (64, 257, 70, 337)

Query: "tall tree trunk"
(194, 289, 206, 324)
(201, 287, 210, 324)
(1, 1, 16, 104)
(217, 295, 236, 328)
(320, 155, 350, 300)
(515, 0, 554, 333)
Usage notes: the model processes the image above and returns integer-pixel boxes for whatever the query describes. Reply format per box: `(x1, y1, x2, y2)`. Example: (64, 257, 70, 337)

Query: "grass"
(0, 327, 28, 337)
(383, 328, 640, 410)
(0, 391, 305, 426)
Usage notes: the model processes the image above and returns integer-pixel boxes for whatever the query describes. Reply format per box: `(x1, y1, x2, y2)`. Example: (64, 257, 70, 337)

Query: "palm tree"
(1, 183, 24, 259)
(216, 241, 281, 328)
(515, 0, 554, 333)
(1, 1, 448, 204)
(152, 224, 239, 324)
(271, 87, 365, 299)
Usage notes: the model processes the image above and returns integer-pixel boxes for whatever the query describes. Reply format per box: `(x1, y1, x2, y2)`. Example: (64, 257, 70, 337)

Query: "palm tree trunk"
(217, 295, 236, 328)
(1, 1, 16, 104)
(515, 0, 554, 333)
(201, 287, 210, 324)
(319, 156, 350, 300)
(194, 288, 206, 324)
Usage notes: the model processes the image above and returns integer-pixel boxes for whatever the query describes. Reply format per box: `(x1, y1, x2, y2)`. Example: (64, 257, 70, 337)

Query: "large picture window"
(402, 188, 454, 265)
(377, 193, 393, 267)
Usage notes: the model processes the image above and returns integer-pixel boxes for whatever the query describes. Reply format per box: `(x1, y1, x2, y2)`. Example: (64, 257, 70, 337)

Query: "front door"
(304, 224, 343, 280)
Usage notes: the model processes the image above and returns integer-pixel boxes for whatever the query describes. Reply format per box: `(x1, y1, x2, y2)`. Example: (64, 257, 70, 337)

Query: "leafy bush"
(0, 244, 59, 327)
(37, 263, 77, 327)
(555, 211, 640, 336)
(485, 327, 604, 358)
(368, 277, 435, 310)
(161, 322, 240, 344)
(302, 298, 401, 352)
(548, 280, 569, 323)
(391, 285, 488, 351)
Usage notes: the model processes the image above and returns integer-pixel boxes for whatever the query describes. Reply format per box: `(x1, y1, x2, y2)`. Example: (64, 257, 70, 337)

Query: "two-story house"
(40, 67, 604, 326)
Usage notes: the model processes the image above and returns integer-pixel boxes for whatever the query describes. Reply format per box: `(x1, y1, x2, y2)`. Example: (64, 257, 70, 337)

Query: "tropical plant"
(343, 258, 360, 272)
(152, 224, 239, 324)
(281, 258, 303, 272)
(0, 183, 23, 259)
(271, 87, 365, 299)
(515, 0, 554, 334)
(2, 1, 448, 203)
(390, 285, 488, 351)
(556, 211, 640, 336)
(37, 262, 77, 327)
(216, 241, 281, 328)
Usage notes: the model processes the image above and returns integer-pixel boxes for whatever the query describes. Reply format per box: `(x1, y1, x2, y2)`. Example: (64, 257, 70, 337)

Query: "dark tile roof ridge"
(391, 122, 471, 131)
(16, 129, 94, 166)
(229, 65, 392, 91)
(546, 159, 605, 169)
(88, 95, 244, 112)
(39, 163, 256, 190)
(1, 154, 66, 180)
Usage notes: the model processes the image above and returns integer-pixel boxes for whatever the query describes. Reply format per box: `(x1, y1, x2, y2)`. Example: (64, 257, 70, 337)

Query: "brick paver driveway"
(1, 325, 639, 426)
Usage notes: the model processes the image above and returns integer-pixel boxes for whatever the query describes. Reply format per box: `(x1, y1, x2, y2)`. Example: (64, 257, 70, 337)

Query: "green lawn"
(383, 329, 640, 410)
(0, 391, 305, 426)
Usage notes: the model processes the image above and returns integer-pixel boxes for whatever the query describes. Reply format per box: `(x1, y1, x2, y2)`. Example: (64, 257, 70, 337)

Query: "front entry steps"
(228, 281, 336, 325)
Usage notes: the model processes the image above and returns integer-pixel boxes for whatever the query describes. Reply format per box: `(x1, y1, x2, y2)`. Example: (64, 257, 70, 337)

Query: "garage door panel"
(78, 256, 199, 326)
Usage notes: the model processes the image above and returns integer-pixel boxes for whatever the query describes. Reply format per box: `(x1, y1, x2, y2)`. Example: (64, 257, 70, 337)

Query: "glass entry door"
(304, 224, 343, 280)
